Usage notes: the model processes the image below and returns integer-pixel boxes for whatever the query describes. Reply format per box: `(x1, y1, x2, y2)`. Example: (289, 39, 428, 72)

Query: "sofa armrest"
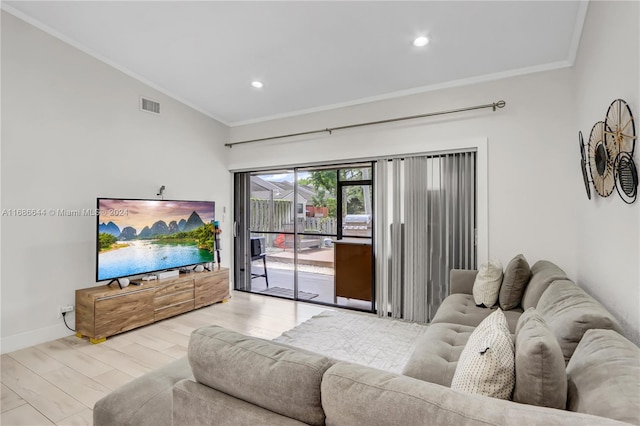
(449, 269, 477, 295)
(93, 357, 192, 426)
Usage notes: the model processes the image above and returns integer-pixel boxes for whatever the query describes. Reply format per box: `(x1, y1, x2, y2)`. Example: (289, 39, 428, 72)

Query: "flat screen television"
(96, 198, 215, 282)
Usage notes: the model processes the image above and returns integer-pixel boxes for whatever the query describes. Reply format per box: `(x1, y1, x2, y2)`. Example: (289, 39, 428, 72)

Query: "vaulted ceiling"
(3, 1, 586, 125)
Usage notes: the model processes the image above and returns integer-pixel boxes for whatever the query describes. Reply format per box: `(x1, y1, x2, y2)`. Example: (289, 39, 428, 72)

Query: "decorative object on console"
(213, 220, 221, 269)
(581, 98, 637, 203)
(472, 259, 503, 307)
(107, 277, 130, 289)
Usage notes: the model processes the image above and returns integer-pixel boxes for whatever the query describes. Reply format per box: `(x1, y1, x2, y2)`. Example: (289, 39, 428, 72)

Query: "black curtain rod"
(226, 100, 506, 148)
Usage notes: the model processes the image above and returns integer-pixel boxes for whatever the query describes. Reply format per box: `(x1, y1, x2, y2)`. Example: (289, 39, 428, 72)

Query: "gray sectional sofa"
(94, 260, 640, 425)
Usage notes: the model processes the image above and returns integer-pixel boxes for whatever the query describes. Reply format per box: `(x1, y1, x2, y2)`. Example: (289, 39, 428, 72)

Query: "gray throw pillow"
(499, 254, 531, 310)
(514, 308, 567, 409)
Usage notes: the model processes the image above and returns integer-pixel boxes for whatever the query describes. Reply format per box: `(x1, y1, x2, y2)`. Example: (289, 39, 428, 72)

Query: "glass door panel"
(341, 184, 373, 238)
(235, 163, 374, 311)
(246, 172, 295, 299)
(295, 168, 337, 305)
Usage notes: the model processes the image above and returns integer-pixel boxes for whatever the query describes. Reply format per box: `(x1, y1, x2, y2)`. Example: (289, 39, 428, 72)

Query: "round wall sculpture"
(579, 99, 637, 204)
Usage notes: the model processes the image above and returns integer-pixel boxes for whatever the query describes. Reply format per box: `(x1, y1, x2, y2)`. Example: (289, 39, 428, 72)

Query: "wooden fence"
(250, 199, 337, 235)
(250, 199, 291, 232)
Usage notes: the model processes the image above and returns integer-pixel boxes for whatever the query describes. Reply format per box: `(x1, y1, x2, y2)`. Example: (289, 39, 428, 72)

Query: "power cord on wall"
(62, 312, 76, 332)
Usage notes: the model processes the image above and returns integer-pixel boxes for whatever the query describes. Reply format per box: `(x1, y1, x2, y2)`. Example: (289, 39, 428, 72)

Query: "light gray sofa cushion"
(499, 254, 531, 310)
(322, 362, 625, 426)
(188, 325, 334, 426)
(520, 260, 566, 310)
(431, 293, 523, 332)
(514, 308, 567, 409)
(402, 322, 475, 386)
(93, 357, 192, 426)
(566, 329, 640, 425)
(173, 379, 306, 426)
(536, 280, 623, 363)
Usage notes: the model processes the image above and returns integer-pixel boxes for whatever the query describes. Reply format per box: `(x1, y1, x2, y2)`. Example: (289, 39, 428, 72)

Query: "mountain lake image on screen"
(96, 198, 215, 281)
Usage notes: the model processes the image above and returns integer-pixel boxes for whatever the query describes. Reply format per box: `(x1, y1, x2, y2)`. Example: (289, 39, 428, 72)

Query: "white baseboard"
(1, 322, 75, 354)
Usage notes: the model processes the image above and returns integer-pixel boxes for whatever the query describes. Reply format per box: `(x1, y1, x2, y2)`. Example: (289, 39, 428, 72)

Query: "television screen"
(96, 198, 215, 282)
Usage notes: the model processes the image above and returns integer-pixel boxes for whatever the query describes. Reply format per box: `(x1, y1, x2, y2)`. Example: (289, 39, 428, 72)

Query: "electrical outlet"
(58, 305, 74, 318)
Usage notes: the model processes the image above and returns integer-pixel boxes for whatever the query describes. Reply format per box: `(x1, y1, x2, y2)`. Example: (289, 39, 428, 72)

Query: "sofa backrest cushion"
(513, 308, 567, 409)
(536, 280, 623, 364)
(188, 325, 335, 426)
(520, 260, 567, 310)
(323, 362, 623, 426)
(499, 254, 531, 310)
(566, 329, 640, 425)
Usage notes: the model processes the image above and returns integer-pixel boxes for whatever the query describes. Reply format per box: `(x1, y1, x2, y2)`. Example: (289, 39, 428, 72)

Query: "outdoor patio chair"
(250, 237, 269, 287)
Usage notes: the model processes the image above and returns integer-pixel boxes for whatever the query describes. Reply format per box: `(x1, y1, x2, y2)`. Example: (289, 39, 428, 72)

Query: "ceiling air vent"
(140, 97, 160, 115)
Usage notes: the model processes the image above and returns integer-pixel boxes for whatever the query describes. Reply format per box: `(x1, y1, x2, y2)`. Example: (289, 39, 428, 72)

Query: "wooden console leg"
(75, 332, 83, 339)
(89, 337, 107, 344)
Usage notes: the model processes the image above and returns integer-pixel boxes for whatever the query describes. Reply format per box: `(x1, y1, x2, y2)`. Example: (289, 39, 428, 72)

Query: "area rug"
(273, 310, 429, 373)
(259, 286, 318, 300)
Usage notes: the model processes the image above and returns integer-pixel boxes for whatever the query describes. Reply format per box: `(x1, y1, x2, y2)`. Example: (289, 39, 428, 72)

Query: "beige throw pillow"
(499, 254, 531, 310)
(451, 309, 515, 400)
(514, 308, 567, 409)
(472, 259, 503, 307)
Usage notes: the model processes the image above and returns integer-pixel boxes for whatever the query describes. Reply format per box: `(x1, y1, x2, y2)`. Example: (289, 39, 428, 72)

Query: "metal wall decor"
(578, 131, 591, 199)
(580, 98, 637, 204)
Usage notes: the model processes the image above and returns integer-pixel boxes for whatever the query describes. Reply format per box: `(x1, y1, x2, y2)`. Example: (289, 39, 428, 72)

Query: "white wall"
(229, 1, 640, 345)
(573, 1, 639, 344)
(229, 67, 580, 279)
(1, 11, 230, 353)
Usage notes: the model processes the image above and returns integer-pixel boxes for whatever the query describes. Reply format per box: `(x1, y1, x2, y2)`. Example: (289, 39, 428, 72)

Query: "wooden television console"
(76, 268, 229, 343)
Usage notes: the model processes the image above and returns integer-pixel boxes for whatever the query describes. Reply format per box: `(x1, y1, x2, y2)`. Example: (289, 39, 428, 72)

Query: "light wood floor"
(0, 290, 332, 426)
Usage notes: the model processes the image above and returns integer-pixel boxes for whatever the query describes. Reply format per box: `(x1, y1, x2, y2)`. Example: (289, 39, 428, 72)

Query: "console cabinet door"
(194, 272, 229, 309)
(95, 288, 154, 339)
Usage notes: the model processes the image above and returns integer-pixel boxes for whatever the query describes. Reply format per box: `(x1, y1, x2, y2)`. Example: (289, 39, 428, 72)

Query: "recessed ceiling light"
(413, 36, 430, 47)
(251, 81, 263, 89)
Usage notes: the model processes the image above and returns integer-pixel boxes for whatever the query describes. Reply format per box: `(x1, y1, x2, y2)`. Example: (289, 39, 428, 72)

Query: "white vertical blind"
(374, 160, 389, 317)
(375, 151, 476, 322)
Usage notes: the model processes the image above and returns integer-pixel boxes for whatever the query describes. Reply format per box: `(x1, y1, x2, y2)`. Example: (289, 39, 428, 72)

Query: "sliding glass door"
(234, 163, 374, 311)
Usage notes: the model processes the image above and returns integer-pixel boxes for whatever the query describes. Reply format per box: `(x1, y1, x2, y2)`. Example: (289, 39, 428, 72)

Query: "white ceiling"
(3, 1, 586, 126)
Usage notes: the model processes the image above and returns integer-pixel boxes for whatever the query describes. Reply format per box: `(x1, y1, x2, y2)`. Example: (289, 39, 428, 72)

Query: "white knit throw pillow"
(451, 308, 515, 400)
(472, 259, 504, 307)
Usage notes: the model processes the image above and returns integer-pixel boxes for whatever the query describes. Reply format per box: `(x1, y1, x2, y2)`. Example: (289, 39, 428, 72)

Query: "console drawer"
(154, 299, 194, 321)
(95, 289, 154, 339)
(155, 280, 193, 297)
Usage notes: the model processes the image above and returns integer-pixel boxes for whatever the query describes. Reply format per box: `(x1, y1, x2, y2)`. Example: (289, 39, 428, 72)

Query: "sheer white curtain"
(375, 152, 476, 322)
